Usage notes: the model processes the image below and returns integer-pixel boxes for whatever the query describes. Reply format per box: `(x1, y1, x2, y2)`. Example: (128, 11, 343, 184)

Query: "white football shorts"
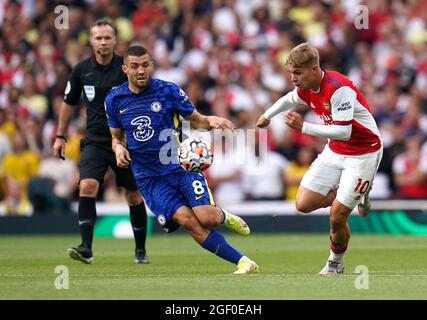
(300, 144, 383, 209)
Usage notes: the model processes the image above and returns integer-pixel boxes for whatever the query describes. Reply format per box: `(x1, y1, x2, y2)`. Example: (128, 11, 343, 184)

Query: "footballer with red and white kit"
(257, 42, 383, 276)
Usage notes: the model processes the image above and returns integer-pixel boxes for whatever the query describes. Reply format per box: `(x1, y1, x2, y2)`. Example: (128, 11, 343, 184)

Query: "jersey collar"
(90, 53, 117, 69)
(311, 70, 325, 94)
(126, 78, 156, 94)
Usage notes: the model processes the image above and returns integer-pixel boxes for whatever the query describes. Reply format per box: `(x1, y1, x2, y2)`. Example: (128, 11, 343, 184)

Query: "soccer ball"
(178, 137, 214, 173)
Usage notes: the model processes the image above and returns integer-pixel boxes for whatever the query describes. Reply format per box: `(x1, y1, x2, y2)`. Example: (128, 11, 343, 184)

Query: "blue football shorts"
(137, 171, 215, 232)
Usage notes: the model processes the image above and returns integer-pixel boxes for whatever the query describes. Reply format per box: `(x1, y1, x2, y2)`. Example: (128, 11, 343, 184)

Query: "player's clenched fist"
(256, 115, 270, 128)
(284, 111, 303, 131)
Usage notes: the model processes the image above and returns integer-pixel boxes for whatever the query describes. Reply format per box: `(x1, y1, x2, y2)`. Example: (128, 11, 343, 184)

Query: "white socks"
(328, 250, 346, 264)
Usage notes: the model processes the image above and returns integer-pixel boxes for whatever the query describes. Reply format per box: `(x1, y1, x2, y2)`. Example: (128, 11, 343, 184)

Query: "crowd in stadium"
(0, 0, 427, 215)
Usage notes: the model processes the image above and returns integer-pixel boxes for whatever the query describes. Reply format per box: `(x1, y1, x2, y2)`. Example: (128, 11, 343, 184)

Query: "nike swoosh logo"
(195, 195, 205, 200)
(79, 219, 91, 225)
(119, 108, 128, 113)
(214, 245, 220, 254)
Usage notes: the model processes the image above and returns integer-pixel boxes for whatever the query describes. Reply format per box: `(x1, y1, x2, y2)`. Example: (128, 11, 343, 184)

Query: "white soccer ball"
(178, 137, 214, 173)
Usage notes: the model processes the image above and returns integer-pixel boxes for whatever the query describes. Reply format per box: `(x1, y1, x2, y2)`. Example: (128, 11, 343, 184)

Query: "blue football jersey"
(105, 78, 195, 179)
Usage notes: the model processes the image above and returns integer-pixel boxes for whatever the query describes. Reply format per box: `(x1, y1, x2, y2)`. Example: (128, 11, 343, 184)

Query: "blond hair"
(285, 43, 320, 68)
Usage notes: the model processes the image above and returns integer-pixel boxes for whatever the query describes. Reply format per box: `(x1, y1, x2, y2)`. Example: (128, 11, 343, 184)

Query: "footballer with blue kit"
(105, 45, 258, 274)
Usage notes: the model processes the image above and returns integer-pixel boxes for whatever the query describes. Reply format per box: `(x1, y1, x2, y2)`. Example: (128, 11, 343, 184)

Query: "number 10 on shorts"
(354, 178, 370, 194)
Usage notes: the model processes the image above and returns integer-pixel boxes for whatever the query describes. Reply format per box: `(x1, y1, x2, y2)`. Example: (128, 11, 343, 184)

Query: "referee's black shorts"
(78, 138, 138, 190)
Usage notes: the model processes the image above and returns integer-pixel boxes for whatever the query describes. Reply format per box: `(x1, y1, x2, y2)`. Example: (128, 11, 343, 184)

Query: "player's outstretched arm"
(110, 127, 131, 168)
(256, 91, 296, 128)
(186, 111, 235, 131)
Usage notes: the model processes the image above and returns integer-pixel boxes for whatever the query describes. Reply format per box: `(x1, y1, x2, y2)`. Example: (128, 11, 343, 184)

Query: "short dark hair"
(124, 45, 150, 61)
(90, 18, 117, 36)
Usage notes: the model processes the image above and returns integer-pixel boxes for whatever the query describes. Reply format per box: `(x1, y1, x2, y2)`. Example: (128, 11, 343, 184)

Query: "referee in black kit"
(53, 19, 149, 264)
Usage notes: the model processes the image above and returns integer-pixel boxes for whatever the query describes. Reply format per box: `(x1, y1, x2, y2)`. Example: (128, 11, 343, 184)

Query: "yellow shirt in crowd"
(284, 162, 309, 201)
(2, 151, 40, 190)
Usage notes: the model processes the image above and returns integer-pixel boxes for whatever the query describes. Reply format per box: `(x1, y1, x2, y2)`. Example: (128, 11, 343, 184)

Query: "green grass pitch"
(1, 233, 426, 299)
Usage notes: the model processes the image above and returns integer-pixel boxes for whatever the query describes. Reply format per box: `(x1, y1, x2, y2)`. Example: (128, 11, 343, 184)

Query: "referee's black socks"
(78, 196, 97, 250)
(129, 202, 148, 251)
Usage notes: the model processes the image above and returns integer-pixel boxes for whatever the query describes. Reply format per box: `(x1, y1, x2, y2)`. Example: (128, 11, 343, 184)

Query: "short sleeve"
(64, 64, 83, 105)
(169, 83, 195, 117)
(105, 93, 121, 129)
(331, 86, 356, 124)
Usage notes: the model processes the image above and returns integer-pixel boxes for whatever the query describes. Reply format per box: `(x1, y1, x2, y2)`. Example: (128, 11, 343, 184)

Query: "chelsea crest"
(151, 101, 162, 112)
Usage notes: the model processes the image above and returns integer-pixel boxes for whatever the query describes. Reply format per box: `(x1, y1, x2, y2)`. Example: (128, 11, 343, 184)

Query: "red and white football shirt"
(293, 70, 382, 155)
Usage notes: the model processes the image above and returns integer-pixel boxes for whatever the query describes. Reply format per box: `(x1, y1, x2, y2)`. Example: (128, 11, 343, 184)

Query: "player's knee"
(295, 190, 316, 213)
(79, 179, 99, 197)
(295, 200, 313, 214)
(193, 206, 222, 227)
(329, 214, 346, 231)
(124, 189, 143, 206)
(200, 215, 221, 227)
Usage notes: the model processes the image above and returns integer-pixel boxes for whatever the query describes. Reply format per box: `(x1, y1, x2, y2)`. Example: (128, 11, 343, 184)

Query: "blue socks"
(201, 230, 243, 264)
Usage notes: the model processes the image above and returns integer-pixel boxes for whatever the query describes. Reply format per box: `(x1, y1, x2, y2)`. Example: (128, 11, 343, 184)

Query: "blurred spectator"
(0, 108, 16, 141)
(0, 131, 11, 162)
(370, 171, 393, 199)
(392, 134, 427, 199)
(19, 73, 49, 120)
(28, 154, 77, 215)
(284, 146, 316, 200)
(154, 55, 188, 86)
(206, 134, 245, 205)
(0, 131, 39, 215)
(186, 78, 213, 116)
(242, 130, 288, 200)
